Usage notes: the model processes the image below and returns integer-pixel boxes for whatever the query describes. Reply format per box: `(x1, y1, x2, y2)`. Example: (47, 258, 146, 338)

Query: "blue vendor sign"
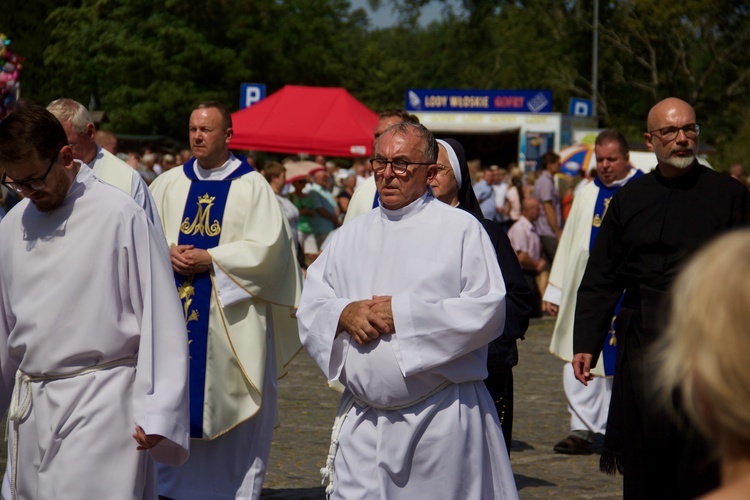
(406, 89, 553, 113)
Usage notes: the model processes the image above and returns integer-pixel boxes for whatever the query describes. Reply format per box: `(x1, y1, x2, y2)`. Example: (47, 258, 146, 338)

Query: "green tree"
(18, 0, 367, 138)
(597, 0, 750, 143)
(5, 0, 750, 165)
(371, 0, 750, 151)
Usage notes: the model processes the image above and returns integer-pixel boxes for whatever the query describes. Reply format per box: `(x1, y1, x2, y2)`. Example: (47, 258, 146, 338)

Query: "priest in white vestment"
(298, 122, 518, 499)
(47, 98, 162, 225)
(150, 102, 303, 500)
(0, 104, 190, 500)
(543, 130, 642, 455)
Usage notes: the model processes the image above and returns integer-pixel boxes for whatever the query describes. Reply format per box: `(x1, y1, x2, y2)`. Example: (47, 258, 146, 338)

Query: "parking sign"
(240, 83, 266, 109)
(568, 98, 593, 117)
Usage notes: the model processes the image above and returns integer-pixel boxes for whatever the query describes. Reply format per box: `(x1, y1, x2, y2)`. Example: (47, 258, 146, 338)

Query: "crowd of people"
(0, 95, 748, 500)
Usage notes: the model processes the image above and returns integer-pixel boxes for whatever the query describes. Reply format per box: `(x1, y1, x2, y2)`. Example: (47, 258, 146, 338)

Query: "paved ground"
(261, 317, 622, 499)
(0, 318, 621, 497)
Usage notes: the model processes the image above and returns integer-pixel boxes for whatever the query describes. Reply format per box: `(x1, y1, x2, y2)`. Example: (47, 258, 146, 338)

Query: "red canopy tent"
(229, 85, 378, 157)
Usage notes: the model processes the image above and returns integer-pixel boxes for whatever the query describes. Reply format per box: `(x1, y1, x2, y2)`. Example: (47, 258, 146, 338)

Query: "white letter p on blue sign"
(240, 84, 266, 109)
(569, 98, 592, 117)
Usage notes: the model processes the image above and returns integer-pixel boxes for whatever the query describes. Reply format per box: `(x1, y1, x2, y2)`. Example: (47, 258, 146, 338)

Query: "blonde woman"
(656, 229, 750, 499)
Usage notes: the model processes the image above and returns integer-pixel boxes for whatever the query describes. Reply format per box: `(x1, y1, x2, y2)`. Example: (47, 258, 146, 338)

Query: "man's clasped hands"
(336, 296, 395, 345)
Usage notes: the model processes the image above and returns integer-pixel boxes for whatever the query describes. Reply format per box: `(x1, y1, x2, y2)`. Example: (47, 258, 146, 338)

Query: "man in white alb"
(47, 98, 161, 224)
(0, 103, 189, 500)
(297, 122, 518, 499)
(150, 101, 303, 500)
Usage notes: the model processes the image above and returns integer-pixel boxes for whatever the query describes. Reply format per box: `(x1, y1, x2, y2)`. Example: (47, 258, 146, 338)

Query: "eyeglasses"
(648, 124, 700, 141)
(435, 164, 452, 175)
(369, 157, 433, 175)
(1, 144, 65, 194)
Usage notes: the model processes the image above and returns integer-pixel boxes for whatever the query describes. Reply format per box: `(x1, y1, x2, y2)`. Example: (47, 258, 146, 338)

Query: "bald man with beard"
(572, 97, 750, 499)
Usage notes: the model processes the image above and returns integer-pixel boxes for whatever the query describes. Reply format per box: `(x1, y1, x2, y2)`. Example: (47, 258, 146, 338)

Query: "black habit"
(574, 162, 750, 499)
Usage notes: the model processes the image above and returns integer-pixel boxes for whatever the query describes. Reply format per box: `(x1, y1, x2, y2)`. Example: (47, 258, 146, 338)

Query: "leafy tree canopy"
(3, 0, 749, 167)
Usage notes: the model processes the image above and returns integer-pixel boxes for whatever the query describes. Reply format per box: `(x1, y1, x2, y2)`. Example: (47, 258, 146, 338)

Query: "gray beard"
(665, 154, 695, 169)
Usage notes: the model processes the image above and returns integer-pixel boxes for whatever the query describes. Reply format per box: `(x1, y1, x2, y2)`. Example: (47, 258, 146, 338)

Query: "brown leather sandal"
(553, 435, 592, 455)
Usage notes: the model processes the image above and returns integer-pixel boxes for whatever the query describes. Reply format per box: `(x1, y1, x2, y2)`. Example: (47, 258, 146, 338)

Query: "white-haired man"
(47, 98, 161, 224)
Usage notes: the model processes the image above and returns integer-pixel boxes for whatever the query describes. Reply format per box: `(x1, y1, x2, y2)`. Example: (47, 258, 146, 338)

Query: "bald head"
(522, 197, 539, 211)
(95, 130, 117, 154)
(644, 97, 700, 176)
(313, 169, 331, 189)
(646, 98, 696, 132)
(521, 197, 541, 222)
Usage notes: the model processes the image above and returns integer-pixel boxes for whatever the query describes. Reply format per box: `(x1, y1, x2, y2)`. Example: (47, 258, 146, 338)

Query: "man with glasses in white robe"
(298, 122, 518, 499)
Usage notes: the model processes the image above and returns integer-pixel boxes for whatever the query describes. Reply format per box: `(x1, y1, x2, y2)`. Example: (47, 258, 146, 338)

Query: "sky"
(348, 0, 461, 29)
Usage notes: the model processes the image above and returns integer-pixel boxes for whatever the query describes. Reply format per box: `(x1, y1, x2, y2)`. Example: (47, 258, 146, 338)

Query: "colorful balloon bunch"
(0, 34, 23, 120)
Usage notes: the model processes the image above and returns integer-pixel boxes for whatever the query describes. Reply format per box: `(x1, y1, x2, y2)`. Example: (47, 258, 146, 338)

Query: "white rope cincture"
(8, 370, 30, 500)
(321, 391, 354, 498)
(6, 357, 137, 500)
(320, 381, 451, 498)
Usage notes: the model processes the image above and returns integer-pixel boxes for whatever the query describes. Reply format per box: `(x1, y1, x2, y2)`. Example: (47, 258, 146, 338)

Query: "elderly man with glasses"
(0, 103, 189, 499)
(298, 122, 519, 499)
(572, 97, 750, 499)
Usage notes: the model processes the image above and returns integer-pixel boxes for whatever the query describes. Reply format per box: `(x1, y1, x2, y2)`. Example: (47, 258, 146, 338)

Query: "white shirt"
(493, 181, 509, 222)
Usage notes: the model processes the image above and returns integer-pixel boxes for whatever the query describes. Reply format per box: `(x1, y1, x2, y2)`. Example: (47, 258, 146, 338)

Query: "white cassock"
(298, 192, 518, 500)
(0, 167, 190, 500)
(88, 146, 163, 226)
(149, 155, 302, 500)
(543, 171, 638, 435)
(545, 180, 609, 372)
(342, 175, 377, 223)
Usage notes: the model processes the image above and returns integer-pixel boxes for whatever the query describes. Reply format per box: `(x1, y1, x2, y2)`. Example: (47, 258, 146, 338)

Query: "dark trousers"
(540, 235, 559, 267)
(523, 271, 542, 318)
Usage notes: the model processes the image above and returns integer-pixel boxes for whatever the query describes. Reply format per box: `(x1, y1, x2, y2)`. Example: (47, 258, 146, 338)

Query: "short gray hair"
(47, 98, 93, 135)
(375, 122, 437, 163)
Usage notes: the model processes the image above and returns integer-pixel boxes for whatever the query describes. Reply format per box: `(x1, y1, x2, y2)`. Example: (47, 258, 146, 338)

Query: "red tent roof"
(229, 85, 378, 157)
